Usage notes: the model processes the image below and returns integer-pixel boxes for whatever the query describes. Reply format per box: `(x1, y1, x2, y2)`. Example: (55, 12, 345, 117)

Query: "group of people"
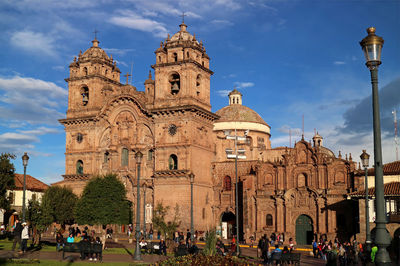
(312, 238, 376, 265)
(57, 226, 102, 261)
(11, 219, 30, 254)
(257, 234, 294, 264)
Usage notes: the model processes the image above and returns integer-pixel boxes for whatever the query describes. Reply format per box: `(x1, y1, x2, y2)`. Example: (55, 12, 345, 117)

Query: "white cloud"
(109, 10, 168, 38)
(334, 61, 346, 65)
(17, 127, 60, 135)
(234, 81, 255, 89)
(216, 90, 231, 97)
(0, 76, 67, 124)
(103, 48, 135, 56)
(211, 19, 234, 27)
(10, 30, 57, 57)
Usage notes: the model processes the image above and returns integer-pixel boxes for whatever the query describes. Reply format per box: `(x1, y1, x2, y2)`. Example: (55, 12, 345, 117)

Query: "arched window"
(173, 53, 178, 62)
(104, 151, 109, 163)
(83, 67, 88, 76)
(224, 176, 232, 191)
(298, 173, 308, 187)
(76, 160, 83, 175)
(169, 154, 178, 170)
(196, 74, 201, 95)
(186, 51, 189, 58)
(266, 214, 273, 226)
(158, 56, 161, 63)
(81, 86, 89, 106)
(147, 149, 153, 161)
(121, 148, 129, 166)
(169, 73, 180, 95)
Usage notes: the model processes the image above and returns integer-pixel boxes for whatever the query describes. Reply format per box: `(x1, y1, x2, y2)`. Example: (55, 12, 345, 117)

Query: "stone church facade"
(57, 23, 360, 244)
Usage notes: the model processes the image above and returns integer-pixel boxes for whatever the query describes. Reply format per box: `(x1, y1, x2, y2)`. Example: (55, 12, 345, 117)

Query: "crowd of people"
(312, 237, 381, 266)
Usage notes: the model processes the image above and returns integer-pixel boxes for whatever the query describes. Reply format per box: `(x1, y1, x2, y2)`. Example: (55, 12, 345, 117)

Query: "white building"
(2, 174, 49, 226)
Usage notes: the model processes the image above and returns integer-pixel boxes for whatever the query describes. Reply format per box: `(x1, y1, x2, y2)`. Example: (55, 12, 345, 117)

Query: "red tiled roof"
(14, 174, 49, 192)
(367, 160, 400, 176)
(348, 182, 400, 197)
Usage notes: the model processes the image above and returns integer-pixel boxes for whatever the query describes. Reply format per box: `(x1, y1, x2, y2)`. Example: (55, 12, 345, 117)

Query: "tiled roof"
(14, 174, 49, 192)
(348, 181, 400, 197)
(367, 160, 400, 176)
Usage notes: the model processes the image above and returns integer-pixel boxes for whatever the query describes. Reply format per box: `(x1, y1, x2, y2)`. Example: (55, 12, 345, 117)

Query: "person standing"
(21, 222, 29, 253)
(12, 219, 23, 251)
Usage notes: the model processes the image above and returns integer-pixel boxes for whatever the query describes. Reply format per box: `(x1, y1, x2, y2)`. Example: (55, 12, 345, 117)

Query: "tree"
(0, 153, 15, 210)
(203, 230, 217, 256)
(27, 199, 47, 245)
(41, 186, 78, 227)
(152, 202, 181, 240)
(74, 174, 130, 226)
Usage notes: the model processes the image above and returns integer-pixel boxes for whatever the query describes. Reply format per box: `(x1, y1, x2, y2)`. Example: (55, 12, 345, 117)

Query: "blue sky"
(0, 0, 399, 185)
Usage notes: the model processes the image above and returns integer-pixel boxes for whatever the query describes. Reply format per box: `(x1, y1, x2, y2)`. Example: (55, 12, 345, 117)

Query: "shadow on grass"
(124, 247, 134, 259)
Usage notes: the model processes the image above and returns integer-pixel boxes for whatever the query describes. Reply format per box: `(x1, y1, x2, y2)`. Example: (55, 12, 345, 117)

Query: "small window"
(83, 67, 88, 76)
(202, 61, 204, 66)
(158, 56, 161, 63)
(224, 176, 232, 191)
(202, 208, 206, 219)
(173, 53, 178, 62)
(121, 148, 129, 166)
(266, 214, 273, 226)
(148, 150, 153, 161)
(76, 160, 83, 175)
(169, 154, 178, 170)
(8, 192, 14, 205)
(186, 51, 189, 58)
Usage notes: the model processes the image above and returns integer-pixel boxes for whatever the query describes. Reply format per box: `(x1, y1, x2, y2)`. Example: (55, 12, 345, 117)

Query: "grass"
(0, 239, 138, 255)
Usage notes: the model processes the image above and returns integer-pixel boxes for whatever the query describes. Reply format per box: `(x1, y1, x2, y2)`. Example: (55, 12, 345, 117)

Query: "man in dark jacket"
(12, 219, 23, 251)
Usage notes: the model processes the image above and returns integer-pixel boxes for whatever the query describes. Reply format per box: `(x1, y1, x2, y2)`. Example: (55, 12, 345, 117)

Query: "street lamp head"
(189, 173, 194, 183)
(22, 152, 29, 167)
(360, 149, 370, 168)
(360, 27, 384, 70)
(135, 151, 143, 164)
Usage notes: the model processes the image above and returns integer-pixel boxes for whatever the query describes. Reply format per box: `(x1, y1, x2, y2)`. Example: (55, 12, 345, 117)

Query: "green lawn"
(0, 240, 137, 255)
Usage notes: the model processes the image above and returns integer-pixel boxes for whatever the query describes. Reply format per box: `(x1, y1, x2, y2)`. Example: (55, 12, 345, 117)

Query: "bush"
(156, 254, 256, 265)
(203, 230, 217, 256)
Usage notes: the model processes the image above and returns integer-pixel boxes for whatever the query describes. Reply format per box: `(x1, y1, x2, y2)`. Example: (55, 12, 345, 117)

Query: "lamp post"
(143, 183, 146, 240)
(134, 151, 143, 261)
(189, 173, 194, 241)
(360, 27, 391, 265)
(360, 150, 372, 252)
(225, 128, 248, 256)
(21, 152, 29, 222)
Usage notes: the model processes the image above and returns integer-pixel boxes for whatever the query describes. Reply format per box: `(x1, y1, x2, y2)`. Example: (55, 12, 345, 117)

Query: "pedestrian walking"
(56, 231, 64, 251)
(11, 219, 23, 251)
(20, 222, 29, 253)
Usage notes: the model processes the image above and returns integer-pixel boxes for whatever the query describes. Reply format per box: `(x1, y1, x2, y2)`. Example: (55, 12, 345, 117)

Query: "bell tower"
(152, 23, 213, 111)
(150, 23, 218, 230)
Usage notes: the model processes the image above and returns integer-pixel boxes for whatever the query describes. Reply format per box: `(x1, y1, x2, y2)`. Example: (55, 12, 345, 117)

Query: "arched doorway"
(221, 211, 235, 240)
(295, 214, 314, 245)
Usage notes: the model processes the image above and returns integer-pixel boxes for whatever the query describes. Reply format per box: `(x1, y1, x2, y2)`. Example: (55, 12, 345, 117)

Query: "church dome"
(214, 89, 270, 135)
(216, 105, 268, 126)
(81, 38, 110, 61)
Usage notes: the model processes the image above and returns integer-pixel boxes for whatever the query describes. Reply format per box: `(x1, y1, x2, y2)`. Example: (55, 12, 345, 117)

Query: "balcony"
(387, 211, 400, 223)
